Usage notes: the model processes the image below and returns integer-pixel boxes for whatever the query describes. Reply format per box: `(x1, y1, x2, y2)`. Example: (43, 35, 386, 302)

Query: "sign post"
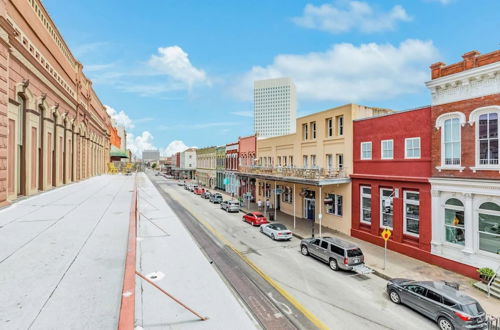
(381, 228, 392, 270)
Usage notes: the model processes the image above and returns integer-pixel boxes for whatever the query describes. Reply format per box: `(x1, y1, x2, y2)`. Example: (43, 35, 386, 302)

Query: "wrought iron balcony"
(238, 165, 348, 181)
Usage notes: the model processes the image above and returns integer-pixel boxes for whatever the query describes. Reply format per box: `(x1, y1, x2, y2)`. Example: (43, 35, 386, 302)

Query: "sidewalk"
(236, 199, 500, 315)
(135, 174, 256, 329)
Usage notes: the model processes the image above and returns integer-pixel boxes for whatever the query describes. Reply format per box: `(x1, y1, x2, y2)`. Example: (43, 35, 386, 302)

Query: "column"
(462, 192, 474, 255)
(430, 189, 442, 254)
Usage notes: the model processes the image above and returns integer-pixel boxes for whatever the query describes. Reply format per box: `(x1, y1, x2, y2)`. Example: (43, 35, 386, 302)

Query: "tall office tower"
(254, 77, 297, 138)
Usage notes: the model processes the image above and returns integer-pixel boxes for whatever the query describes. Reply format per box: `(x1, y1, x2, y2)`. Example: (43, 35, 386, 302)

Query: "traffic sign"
(381, 228, 392, 241)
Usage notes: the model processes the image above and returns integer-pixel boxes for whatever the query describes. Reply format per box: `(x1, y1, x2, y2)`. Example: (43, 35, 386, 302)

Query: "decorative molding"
(435, 112, 467, 129)
(435, 165, 465, 172)
(426, 61, 500, 106)
(468, 105, 500, 125)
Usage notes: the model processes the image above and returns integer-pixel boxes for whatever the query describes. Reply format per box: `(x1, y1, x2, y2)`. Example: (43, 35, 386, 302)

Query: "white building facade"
(254, 77, 297, 138)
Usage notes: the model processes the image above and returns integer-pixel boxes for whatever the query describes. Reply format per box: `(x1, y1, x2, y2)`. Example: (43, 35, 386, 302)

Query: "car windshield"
(274, 224, 287, 230)
(256, 214, 265, 218)
(347, 248, 363, 257)
(462, 303, 485, 315)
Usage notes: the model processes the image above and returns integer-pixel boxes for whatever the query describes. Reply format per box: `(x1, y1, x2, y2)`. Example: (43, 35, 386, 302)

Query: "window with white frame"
(361, 142, 372, 160)
(478, 202, 500, 254)
(326, 118, 333, 137)
(444, 118, 461, 165)
(381, 140, 393, 159)
(311, 121, 316, 139)
(405, 137, 421, 159)
(478, 113, 499, 165)
(337, 115, 344, 136)
(404, 191, 420, 236)
(303, 155, 308, 168)
(337, 154, 344, 169)
(325, 194, 342, 216)
(277, 156, 282, 167)
(380, 188, 394, 229)
(303, 123, 308, 140)
(282, 186, 293, 203)
(360, 186, 371, 223)
(311, 155, 317, 168)
(444, 198, 465, 246)
(326, 154, 333, 169)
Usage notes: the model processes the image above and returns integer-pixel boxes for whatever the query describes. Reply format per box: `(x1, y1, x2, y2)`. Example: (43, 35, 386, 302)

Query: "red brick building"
(238, 134, 257, 200)
(426, 50, 500, 278)
(351, 106, 433, 262)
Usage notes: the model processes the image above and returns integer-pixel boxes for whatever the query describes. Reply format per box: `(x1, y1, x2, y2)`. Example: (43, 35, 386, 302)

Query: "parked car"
(194, 187, 205, 195)
(177, 181, 185, 186)
(220, 200, 240, 212)
(387, 279, 487, 330)
(189, 185, 197, 192)
(242, 212, 269, 226)
(260, 223, 292, 240)
(202, 191, 211, 199)
(300, 237, 364, 271)
(210, 193, 223, 204)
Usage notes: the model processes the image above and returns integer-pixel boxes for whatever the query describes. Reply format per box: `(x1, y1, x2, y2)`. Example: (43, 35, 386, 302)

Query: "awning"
(110, 145, 129, 158)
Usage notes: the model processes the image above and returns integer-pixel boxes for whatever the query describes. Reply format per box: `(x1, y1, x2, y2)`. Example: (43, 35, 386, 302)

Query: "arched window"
(444, 198, 465, 245)
(478, 202, 500, 254)
(436, 112, 466, 169)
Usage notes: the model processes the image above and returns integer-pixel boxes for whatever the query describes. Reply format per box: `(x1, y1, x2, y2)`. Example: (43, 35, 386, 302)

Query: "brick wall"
(431, 93, 500, 179)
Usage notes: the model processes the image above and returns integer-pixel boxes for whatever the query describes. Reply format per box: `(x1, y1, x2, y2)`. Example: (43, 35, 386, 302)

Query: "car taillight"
(278, 233, 283, 235)
(454, 312, 471, 321)
(344, 257, 348, 265)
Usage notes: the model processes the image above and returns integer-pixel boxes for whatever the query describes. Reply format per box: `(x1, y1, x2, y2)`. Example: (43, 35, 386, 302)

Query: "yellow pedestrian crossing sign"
(381, 228, 392, 241)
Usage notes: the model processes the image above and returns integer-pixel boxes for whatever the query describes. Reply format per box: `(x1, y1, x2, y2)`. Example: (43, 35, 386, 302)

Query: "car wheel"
(301, 245, 309, 256)
(389, 290, 401, 304)
(437, 317, 454, 330)
(329, 258, 339, 271)
(259, 226, 263, 233)
(271, 233, 275, 240)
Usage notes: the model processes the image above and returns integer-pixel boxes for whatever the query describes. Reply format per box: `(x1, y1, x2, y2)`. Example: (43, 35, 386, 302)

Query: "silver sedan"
(259, 223, 292, 241)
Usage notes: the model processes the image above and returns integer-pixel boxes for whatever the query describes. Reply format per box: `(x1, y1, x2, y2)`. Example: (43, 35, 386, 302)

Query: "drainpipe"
(293, 183, 296, 229)
(319, 185, 323, 238)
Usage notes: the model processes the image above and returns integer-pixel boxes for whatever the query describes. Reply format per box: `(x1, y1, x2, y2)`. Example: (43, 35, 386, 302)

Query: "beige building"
(241, 104, 392, 235)
(196, 146, 216, 188)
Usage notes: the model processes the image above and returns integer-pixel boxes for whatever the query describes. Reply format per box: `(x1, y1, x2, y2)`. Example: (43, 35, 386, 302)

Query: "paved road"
(0, 175, 135, 330)
(153, 176, 436, 330)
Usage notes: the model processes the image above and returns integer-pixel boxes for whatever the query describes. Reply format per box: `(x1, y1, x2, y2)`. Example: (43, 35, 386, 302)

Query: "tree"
(151, 163, 157, 169)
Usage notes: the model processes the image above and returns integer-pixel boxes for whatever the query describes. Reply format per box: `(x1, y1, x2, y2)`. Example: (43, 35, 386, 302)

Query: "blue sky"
(44, 0, 500, 156)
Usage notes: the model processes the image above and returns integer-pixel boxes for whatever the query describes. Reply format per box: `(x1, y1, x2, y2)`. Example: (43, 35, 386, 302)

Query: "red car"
(242, 212, 269, 226)
(194, 188, 205, 195)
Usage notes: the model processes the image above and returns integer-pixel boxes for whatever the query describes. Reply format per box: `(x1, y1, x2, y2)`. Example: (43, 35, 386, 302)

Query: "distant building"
(254, 77, 297, 138)
(142, 150, 160, 163)
(117, 126, 127, 151)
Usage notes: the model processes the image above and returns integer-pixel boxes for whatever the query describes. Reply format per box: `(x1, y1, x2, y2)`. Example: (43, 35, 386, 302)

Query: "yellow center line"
(168, 189, 329, 330)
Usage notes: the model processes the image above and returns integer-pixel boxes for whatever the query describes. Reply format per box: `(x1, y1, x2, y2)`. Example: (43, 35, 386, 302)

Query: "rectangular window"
(381, 140, 393, 159)
(404, 191, 420, 236)
(326, 118, 333, 137)
(303, 155, 308, 168)
(337, 115, 344, 136)
(478, 113, 499, 165)
(282, 186, 293, 203)
(311, 155, 317, 168)
(361, 142, 372, 160)
(444, 118, 460, 165)
(380, 188, 394, 229)
(303, 123, 308, 140)
(289, 156, 293, 167)
(325, 194, 343, 216)
(311, 121, 316, 139)
(337, 154, 344, 169)
(326, 154, 333, 169)
(277, 156, 281, 167)
(406, 137, 421, 159)
(360, 186, 371, 224)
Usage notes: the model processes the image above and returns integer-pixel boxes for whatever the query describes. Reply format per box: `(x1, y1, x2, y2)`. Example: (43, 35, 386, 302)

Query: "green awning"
(110, 145, 129, 158)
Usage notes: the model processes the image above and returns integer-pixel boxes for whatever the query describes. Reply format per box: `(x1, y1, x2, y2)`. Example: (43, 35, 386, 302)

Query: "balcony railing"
(238, 165, 348, 180)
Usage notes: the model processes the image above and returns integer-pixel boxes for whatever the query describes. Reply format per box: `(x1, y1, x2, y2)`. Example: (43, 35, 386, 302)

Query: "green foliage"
(477, 267, 495, 278)
(151, 163, 157, 169)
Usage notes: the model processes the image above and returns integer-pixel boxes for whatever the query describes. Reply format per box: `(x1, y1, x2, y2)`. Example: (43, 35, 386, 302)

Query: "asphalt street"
(152, 175, 436, 330)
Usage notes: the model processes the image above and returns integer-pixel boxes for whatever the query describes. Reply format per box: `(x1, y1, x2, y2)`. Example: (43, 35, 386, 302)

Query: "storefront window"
(380, 188, 394, 229)
(478, 202, 500, 254)
(444, 198, 465, 246)
(404, 191, 420, 236)
(281, 186, 293, 203)
(360, 186, 371, 224)
(325, 194, 342, 216)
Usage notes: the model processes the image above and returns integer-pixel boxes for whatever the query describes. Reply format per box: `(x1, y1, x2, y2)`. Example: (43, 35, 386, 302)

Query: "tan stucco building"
(0, 0, 111, 206)
(196, 146, 216, 188)
(242, 104, 392, 234)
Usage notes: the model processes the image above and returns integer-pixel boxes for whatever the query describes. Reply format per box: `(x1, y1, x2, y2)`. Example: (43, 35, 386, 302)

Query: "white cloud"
(105, 105, 134, 129)
(148, 46, 209, 88)
(293, 1, 411, 34)
(230, 111, 253, 118)
(163, 140, 196, 156)
(236, 39, 439, 102)
(127, 131, 157, 156)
